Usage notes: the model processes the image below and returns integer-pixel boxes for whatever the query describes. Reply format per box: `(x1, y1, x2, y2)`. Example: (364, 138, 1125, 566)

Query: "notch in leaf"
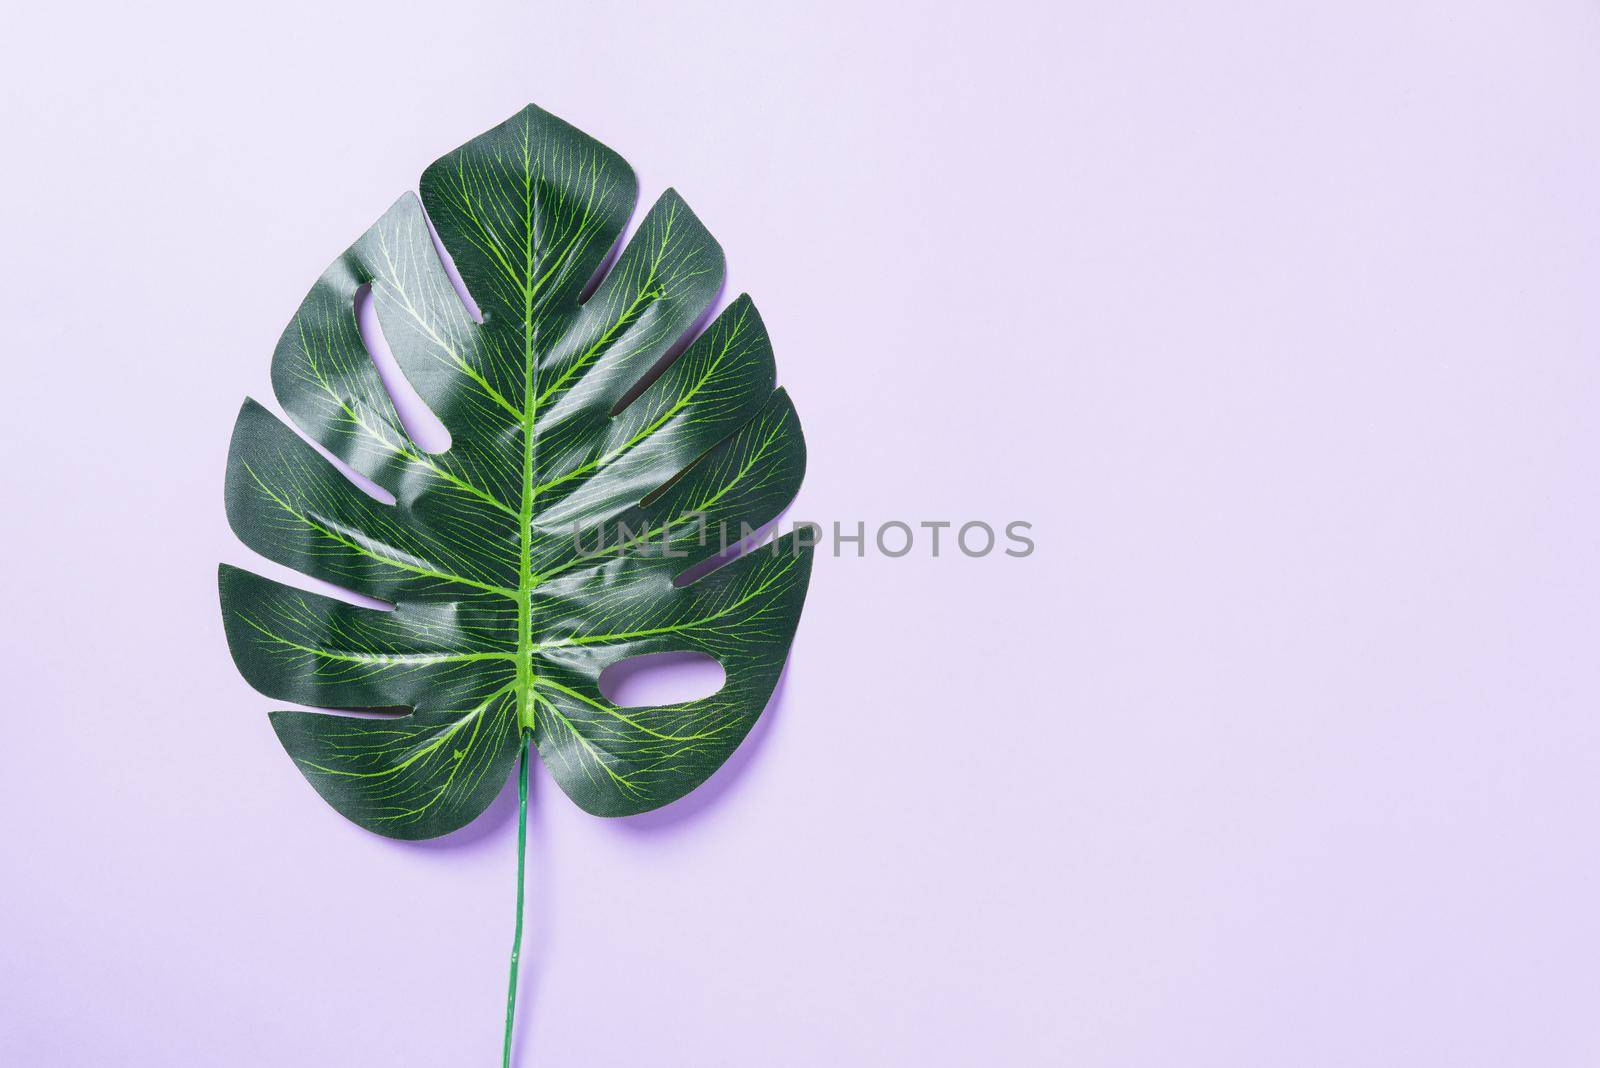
(218, 104, 811, 1063)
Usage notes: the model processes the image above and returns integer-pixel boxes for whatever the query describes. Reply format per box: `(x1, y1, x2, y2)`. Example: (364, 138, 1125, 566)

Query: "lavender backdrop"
(6, 1, 1600, 1064)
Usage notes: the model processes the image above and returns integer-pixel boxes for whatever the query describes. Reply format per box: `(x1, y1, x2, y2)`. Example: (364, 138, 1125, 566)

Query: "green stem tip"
(502, 729, 531, 1066)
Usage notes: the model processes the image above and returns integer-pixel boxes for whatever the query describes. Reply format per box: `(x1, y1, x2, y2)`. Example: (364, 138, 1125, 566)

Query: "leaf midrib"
(514, 121, 540, 734)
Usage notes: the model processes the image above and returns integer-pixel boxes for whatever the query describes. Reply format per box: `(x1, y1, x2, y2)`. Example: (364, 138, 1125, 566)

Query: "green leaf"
(220, 105, 811, 838)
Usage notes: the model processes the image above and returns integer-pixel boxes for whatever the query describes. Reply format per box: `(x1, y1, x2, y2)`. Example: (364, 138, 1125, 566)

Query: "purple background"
(7, 1, 1600, 1063)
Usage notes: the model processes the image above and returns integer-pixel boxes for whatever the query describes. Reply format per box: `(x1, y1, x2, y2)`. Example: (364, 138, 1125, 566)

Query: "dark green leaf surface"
(221, 106, 810, 837)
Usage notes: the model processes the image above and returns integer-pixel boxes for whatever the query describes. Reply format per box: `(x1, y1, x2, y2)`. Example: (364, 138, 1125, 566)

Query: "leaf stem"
(502, 729, 531, 1066)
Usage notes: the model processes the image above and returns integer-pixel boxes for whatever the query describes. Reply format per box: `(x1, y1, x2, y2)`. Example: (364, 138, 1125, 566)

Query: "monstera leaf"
(218, 105, 810, 1058)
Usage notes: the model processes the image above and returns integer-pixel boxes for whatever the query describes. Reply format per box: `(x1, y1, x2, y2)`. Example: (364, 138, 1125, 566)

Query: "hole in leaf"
(578, 198, 639, 305)
(270, 400, 396, 506)
(670, 514, 787, 588)
(598, 651, 725, 706)
(609, 293, 723, 417)
(420, 204, 483, 323)
(354, 283, 452, 454)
